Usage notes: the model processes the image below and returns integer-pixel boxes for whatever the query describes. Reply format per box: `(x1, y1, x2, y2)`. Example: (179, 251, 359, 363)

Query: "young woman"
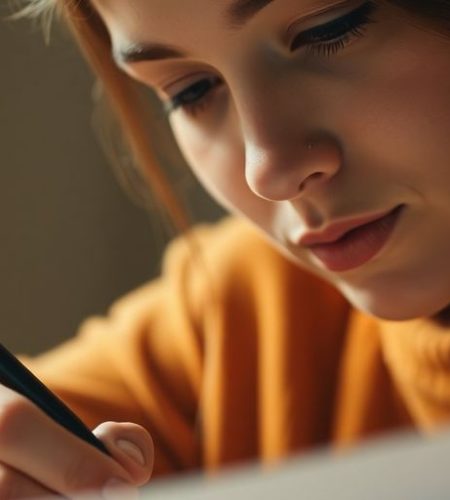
(1, 0, 450, 497)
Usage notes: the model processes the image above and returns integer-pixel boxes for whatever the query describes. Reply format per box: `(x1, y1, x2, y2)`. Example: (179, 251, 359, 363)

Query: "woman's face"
(92, 0, 450, 320)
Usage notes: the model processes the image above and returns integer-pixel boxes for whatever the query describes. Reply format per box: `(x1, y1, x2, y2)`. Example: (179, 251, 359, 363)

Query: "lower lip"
(307, 206, 404, 272)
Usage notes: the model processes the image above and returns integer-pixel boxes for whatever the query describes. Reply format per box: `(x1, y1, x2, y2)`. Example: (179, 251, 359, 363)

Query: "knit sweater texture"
(23, 217, 450, 477)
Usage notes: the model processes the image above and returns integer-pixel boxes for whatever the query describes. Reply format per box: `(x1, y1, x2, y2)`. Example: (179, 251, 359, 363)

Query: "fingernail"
(116, 439, 146, 466)
(102, 478, 139, 500)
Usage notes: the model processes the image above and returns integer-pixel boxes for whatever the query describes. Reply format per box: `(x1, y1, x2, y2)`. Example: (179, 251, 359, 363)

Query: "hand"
(0, 384, 154, 498)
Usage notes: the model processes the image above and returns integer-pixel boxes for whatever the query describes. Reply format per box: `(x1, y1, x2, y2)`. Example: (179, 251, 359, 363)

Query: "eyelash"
(296, 0, 377, 57)
(164, 76, 223, 116)
(165, 0, 377, 116)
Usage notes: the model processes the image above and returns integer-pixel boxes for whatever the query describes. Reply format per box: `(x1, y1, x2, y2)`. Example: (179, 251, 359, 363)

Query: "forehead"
(90, 0, 226, 60)
(91, 0, 342, 50)
(93, 0, 276, 28)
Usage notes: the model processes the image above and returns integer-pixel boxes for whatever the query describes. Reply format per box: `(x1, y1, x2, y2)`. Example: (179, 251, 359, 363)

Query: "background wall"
(0, 8, 223, 354)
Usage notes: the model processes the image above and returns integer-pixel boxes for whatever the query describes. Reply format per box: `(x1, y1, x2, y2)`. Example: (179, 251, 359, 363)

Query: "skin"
(1, 0, 450, 496)
(0, 384, 154, 497)
(91, 0, 450, 322)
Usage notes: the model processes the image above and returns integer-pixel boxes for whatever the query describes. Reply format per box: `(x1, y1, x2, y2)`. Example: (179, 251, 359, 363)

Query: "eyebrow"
(115, 0, 275, 65)
(114, 44, 185, 65)
(226, 0, 275, 29)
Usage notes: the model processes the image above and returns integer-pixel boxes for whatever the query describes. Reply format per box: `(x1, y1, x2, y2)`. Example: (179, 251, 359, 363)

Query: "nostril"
(299, 171, 326, 192)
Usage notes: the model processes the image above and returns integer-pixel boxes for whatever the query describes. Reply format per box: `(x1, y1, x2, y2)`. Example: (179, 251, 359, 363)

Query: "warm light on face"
(93, 0, 450, 320)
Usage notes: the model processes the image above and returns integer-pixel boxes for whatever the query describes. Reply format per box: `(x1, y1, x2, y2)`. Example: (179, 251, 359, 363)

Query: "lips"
(296, 205, 404, 272)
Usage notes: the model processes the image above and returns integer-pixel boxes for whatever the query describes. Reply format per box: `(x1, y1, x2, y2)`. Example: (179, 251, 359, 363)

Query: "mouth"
(295, 205, 405, 272)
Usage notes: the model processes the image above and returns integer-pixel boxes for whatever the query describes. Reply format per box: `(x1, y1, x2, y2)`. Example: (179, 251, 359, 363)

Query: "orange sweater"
(23, 217, 450, 477)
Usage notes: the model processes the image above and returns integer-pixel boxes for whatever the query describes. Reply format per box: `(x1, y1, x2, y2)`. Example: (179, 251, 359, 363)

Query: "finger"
(0, 463, 58, 499)
(94, 421, 154, 486)
(0, 387, 133, 496)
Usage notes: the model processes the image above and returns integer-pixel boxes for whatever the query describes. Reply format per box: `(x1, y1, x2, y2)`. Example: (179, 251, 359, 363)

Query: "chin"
(339, 282, 450, 322)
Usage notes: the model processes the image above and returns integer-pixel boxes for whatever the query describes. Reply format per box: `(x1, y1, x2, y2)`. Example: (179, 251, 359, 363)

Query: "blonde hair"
(15, 0, 190, 233)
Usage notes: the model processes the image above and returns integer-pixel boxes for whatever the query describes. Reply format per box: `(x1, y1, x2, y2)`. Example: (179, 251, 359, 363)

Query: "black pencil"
(0, 342, 110, 456)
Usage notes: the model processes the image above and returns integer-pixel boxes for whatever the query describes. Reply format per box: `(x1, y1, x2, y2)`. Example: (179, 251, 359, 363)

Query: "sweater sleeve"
(19, 225, 210, 478)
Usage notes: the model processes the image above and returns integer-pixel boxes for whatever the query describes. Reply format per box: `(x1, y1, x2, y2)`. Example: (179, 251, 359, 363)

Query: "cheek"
(170, 113, 246, 210)
(391, 70, 450, 195)
(337, 36, 450, 193)
(170, 113, 279, 231)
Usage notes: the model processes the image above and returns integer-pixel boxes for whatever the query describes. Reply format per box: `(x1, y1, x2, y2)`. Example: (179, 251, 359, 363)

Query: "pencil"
(0, 342, 110, 456)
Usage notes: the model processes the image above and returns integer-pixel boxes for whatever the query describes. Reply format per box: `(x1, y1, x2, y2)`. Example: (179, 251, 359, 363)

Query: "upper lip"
(298, 207, 397, 247)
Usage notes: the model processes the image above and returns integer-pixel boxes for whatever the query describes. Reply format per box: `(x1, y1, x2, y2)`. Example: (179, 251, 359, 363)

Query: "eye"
(290, 1, 378, 58)
(164, 75, 223, 116)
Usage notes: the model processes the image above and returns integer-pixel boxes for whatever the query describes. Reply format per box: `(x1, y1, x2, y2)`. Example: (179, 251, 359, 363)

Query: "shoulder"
(107, 216, 347, 326)
(103, 217, 260, 320)
(164, 216, 271, 266)
(163, 216, 347, 317)
(162, 216, 298, 290)
(164, 215, 296, 275)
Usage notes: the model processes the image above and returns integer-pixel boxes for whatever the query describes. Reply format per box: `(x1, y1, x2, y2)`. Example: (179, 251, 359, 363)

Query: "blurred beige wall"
(0, 9, 223, 355)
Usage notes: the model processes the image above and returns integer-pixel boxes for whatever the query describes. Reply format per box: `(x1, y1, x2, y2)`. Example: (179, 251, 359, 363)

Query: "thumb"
(94, 421, 154, 486)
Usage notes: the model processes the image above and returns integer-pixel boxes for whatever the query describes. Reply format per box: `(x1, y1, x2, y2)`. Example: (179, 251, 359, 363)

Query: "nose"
(245, 136, 342, 201)
(233, 73, 342, 201)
